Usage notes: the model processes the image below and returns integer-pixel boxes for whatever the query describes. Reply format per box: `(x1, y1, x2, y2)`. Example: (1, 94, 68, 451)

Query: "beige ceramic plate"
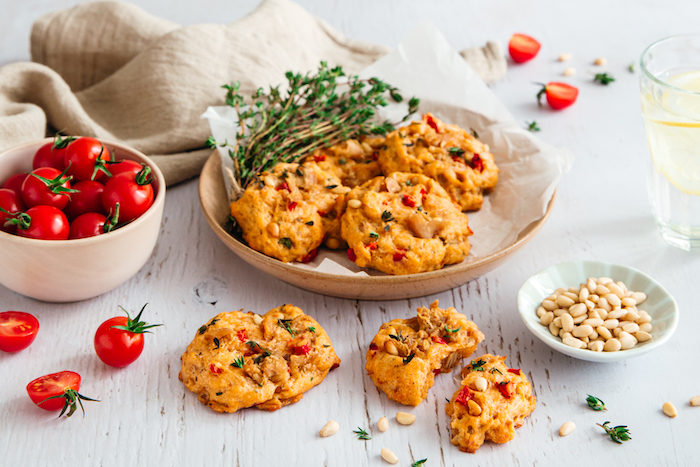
(199, 151, 555, 300)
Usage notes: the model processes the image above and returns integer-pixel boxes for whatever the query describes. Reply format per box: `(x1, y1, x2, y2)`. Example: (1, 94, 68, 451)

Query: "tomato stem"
(134, 166, 154, 186)
(31, 165, 80, 196)
(103, 203, 120, 233)
(91, 143, 113, 181)
(38, 388, 99, 418)
(110, 303, 163, 334)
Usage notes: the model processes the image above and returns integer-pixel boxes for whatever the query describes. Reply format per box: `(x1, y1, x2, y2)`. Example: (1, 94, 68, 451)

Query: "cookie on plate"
(365, 300, 484, 406)
(179, 304, 340, 413)
(377, 113, 499, 211)
(445, 354, 536, 453)
(305, 135, 385, 189)
(229, 161, 347, 261)
(341, 172, 473, 275)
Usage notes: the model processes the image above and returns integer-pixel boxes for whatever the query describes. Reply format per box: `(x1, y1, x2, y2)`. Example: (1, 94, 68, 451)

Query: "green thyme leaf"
(471, 359, 487, 371)
(449, 147, 465, 156)
(308, 326, 316, 333)
(278, 237, 293, 249)
(381, 210, 394, 222)
(445, 326, 461, 333)
(412, 460, 427, 467)
(213, 337, 220, 350)
(353, 427, 371, 440)
(586, 394, 607, 411)
(231, 356, 245, 368)
(598, 421, 631, 443)
(594, 73, 615, 85)
(278, 318, 296, 336)
(526, 120, 541, 132)
(403, 353, 415, 365)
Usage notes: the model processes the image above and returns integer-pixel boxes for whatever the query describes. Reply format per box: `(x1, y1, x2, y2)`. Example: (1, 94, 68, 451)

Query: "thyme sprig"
(598, 421, 631, 444)
(353, 427, 371, 440)
(470, 359, 487, 371)
(278, 318, 296, 336)
(586, 394, 607, 411)
(231, 356, 245, 368)
(526, 120, 541, 132)
(209, 61, 419, 193)
(412, 460, 427, 467)
(594, 73, 615, 85)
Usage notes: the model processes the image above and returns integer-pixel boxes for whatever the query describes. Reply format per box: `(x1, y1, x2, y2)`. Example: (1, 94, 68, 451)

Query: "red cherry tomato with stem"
(102, 166, 154, 223)
(536, 82, 579, 110)
(2, 173, 28, 196)
(21, 167, 78, 210)
(0, 311, 39, 352)
(32, 135, 75, 170)
(63, 137, 112, 182)
(94, 304, 162, 368)
(63, 180, 105, 219)
(26, 371, 98, 417)
(106, 159, 144, 178)
(69, 204, 119, 239)
(9, 205, 70, 240)
(508, 33, 541, 63)
(0, 188, 25, 233)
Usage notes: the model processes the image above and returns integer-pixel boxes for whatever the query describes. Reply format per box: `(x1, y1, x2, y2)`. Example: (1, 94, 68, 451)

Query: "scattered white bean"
(474, 376, 488, 392)
(320, 420, 339, 437)
(347, 199, 362, 209)
(396, 412, 416, 426)
(377, 417, 389, 432)
(663, 402, 677, 418)
(690, 396, 700, 407)
(558, 52, 573, 62)
(252, 314, 263, 325)
(562, 67, 576, 76)
(380, 448, 399, 465)
(559, 421, 576, 436)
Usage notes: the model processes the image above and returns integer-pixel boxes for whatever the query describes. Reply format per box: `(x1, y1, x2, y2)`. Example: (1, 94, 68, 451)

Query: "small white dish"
(517, 260, 679, 363)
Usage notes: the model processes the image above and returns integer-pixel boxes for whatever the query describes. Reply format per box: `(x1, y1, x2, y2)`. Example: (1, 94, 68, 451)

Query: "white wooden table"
(1, 1, 698, 466)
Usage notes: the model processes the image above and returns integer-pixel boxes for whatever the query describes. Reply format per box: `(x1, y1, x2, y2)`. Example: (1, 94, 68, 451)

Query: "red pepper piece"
(237, 329, 248, 342)
(244, 351, 254, 357)
(276, 182, 290, 191)
(507, 368, 522, 375)
(371, 152, 379, 161)
(498, 381, 515, 399)
(318, 210, 327, 218)
(425, 114, 440, 133)
(451, 155, 463, 163)
(433, 368, 442, 376)
(455, 385, 474, 405)
(471, 154, 484, 173)
(401, 195, 416, 207)
(209, 363, 222, 374)
(393, 250, 406, 262)
(369, 342, 378, 350)
(313, 154, 326, 162)
(301, 248, 318, 263)
(330, 362, 340, 370)
(431, 335, 448, 345)
(367, 241, 378, 250)
(347, 248, 357, 262)
(288, 201, 297, 211)
(293, 344, 311, 355)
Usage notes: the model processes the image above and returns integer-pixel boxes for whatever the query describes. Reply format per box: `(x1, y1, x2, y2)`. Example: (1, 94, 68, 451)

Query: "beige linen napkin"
(0, 0, 506, 186)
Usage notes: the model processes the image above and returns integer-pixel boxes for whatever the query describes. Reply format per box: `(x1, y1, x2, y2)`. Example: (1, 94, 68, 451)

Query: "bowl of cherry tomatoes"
(0, 137, 165, 302)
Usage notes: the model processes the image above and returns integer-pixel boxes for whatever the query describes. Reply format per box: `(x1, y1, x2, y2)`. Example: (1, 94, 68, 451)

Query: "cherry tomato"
(508, 33, 541, 63)
(0, 188, 25, 233)
(69, 213, 106, 239)
(21, 167, 77, 210)
(0, 311, 39, 352)
(102, 167, 154, 223)
(2, 173, 28, 196)
(32, 136, 74, 170)
(63, 137, 111, 182)
(26, 371, 98, 417)
(107, 160, 143, 178)
(63, 180, 105, 219)
(13, 205, 70, 240)
(536, 82, 579, 110)
(94, 304, 162, 367)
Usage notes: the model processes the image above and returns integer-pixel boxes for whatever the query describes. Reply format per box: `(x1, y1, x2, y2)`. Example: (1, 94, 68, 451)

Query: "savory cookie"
(179, 304, 340, 413)
(445, 354, 536, 453)
(305, 135, 385, 189)
(229, 161, 348, 262)
(377, 113, 499, 211)
(341, 172, 473, 275)
(365, 300, 484, 406)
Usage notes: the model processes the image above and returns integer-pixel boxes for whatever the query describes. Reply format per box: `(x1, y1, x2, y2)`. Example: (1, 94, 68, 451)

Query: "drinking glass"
(640, 34, 700, 250)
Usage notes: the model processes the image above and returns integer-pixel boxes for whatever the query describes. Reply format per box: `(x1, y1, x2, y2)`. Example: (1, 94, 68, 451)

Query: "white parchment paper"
(203, 21, 573, 276)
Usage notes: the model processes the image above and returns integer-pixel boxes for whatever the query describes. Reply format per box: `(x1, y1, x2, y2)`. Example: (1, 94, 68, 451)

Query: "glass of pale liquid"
(641, 35, 700, 250)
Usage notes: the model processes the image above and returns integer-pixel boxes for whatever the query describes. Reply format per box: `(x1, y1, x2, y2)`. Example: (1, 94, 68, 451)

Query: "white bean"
(553, 316, 562, 327)
(597, 308, 609, 320)
(572, 325, 594, 338)
(690, 396, 700, 407)
(613, 328, 622, 337)
(559, 421, 576, 436)
(605, 293, 622, 307)
(607, 282, 625, 299)
(537, 306, 546, 318)
(622, 323, 640, 334)
(619, 335, 637, 350)
(588, 341, 604, 352)
(639, 322, 652, 333)
(624, 310, 640, 322)
(549, 322, 561, 336)
(579, 288, 590, 302)
(604, 338, 622, 352)
(474, 376, 488, 392)
(585, 299, 595, 311)
(573, 314, 587, 324)
(636, 311, 651, 324)
(252, 314, 263, 325)
(554, 308, 566, 317)
(560, 313, 574, 332)
(564, 291, 579, 302)
(347, 199, 362, 209)
(542, 299, 557, 311)
(554, 288, 567, 296)
(377, 417, 389, 432)
(396, 412, 416, 426)
(589, 330, 599, 340)
(320, 420, 340, 437)
(587, 279, 597, 293)
(616, 281, 628, 293)
(635, 331, 652, 342)
(563, 337, 584, 349)
(596, 285, 611, 296)
(541, 312, 554, 326)
(556, 295, 576, 308)
(631, 292, 647, 304)
(588, 309, 601, 319)
(621, 297, 637, 307)
(589, 294, 600, 303)
(570, 303, 588, 317)
(597, 277, 613, 285)
(607, 309, 626, 320)
(568, 287, 580, 295)
(560, 331, 573, 340)
(583, 318, 604, 327)
(598, 297, 612, 312)
(597, 326, 613, 340)
(663, 402, 677, 418)
(380, 448, 399, 465)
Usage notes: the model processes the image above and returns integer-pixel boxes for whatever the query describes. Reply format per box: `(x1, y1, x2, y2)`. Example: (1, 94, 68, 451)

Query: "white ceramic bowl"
(517, 260, 679, 363)
(0, 138, 166, 302)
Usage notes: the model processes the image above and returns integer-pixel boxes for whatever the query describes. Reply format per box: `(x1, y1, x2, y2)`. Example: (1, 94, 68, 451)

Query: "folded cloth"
(0, 0, 506, 186)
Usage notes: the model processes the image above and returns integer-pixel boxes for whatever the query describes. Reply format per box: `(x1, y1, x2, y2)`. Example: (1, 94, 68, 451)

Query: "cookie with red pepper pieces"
(365, 300, 484, 406)
(445, 354, 536, 453)
(377, 113, 499, 211)
(305, 135, 385, 189)
(341, 172, 473, 275)
(229, 161, 347, 262)
(179, 304, 340, 413)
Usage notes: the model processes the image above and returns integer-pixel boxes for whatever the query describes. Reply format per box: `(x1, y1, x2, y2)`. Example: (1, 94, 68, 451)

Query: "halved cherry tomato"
(536, 82, 579, 110)
(508, 34, 541, 63)
(94, 304, 161, 368)
(0, 188, 25, 233)
(102, 167, 154, 223)
(2, 173, 28, 196)
(63, 180, 105, 219)
(63, 137, 111, 182)
(32, 136, 74, 170)
(21, 167, 77, 210)
(12, 205, 70, 240)
(26, 371, 98, 417)
(0, 311, 39, 352)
